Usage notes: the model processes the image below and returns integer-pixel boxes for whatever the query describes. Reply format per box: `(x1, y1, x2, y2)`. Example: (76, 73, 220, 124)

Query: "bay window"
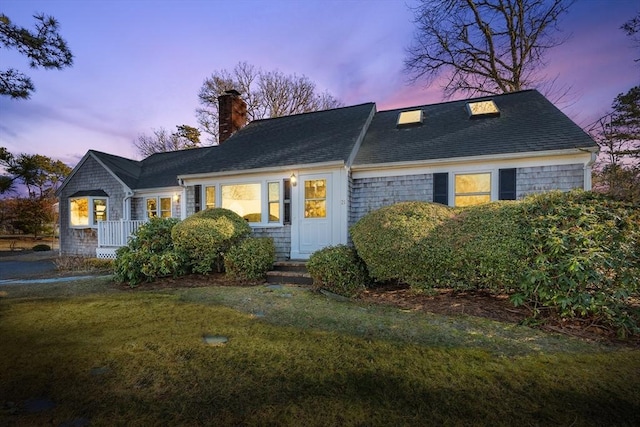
(70, 196, 108, 227)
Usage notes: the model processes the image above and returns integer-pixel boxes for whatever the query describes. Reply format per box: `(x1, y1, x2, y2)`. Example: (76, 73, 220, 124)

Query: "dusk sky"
(1, 0, 638, 168)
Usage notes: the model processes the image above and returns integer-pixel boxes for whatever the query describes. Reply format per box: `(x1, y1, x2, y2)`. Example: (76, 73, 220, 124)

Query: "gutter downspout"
(123, 190, 134, 220)
(585, 151, 598, 191)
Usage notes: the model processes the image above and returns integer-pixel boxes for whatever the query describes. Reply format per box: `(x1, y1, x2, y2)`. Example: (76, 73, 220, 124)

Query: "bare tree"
(197, 61, 342, 143)
(405, 0, 573, 99)
(133, 125, 201, 158)
(0, 13, 73, 99)
(622, 11, 640, 62)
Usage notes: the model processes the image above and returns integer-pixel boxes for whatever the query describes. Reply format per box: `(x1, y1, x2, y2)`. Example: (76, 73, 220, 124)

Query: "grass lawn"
(1, 278, 638, 426)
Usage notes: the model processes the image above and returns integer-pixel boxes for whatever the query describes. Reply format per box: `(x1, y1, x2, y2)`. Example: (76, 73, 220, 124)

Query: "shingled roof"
(179, 102, 376, 177)
(76, 90, 596, 192)
(353, 90, 598, 167)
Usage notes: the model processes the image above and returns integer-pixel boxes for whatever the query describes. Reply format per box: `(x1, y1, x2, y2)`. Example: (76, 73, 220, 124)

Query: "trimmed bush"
(171, 208, 251, 274)
(409, 201, 529, 291)
(114, 217, 187, 286)
(307, 245, 369, 298)
(512, 190, 640, 336)
(224, 237, 275, 282)
(32, 244, 51, 252)
(350, 201, 455, 284)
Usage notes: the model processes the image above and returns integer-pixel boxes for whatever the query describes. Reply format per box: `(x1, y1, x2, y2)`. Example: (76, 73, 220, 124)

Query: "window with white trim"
(204, 179, 289, 225)
(146, 196, 172, 218)
(454, 173, 491, 206)
(268, 182, 280, 222)
(222, 183, 262, 222)
(69, 197, 108, 227)
(205, 186, 216, 209)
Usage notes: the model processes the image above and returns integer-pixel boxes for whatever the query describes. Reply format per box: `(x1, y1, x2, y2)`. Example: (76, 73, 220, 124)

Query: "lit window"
(70, 197, 108, 227)
(397, 109, 423, 127)
(304, 179, 326, 218)
(222, 183, 262, 222)
(466, 100, 500, 118)
(205, 186, 216, 209)
(160, 197, 172, 218)
(146, 197, 172, 218)
(268, 182, 280, 222)
(455, 173, 491, 206)
(146, 198, 157, 218)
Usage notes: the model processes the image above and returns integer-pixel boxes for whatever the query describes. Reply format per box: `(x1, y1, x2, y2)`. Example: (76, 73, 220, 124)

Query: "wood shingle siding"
(58, 156, 126, 256)
(517, 164, 584, 196)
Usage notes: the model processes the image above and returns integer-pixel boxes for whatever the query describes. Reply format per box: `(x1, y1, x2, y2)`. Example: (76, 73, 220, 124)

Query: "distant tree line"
(0, 148, 71, 237)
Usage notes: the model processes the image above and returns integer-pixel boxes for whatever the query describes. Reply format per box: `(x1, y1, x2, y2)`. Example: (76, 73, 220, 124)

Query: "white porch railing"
(97, 220, 147, 258)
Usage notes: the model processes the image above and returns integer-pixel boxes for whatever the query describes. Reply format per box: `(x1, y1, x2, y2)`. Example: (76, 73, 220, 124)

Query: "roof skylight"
(397, 110, 424, 127)
(466, 100, 500, 118)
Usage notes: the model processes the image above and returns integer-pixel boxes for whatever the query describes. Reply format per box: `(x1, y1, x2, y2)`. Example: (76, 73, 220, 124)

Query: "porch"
(96, 220, 146, 259)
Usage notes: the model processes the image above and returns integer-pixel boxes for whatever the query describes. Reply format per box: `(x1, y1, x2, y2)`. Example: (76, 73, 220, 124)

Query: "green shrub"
(113, 217, 187, 286)
(307, 245, 369, 298)
(32, 244, 51, 252)
(350, 201, 455, 284)
(409, 202, 529, 292)
(171, 208, 251, 274)
(224, 237, 275, 282)
(84, 258, 114, 271)
(512, 190, 640, 336)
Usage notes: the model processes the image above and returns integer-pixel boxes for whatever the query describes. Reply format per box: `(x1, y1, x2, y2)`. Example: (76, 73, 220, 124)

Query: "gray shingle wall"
(350, 164, 585, 226)
(350, 174, 433, 226)
(517, 164, 584, 196)
(131, 197, 144, 220)
(59, 156, 126, 256)
(252, 225, 291, 260)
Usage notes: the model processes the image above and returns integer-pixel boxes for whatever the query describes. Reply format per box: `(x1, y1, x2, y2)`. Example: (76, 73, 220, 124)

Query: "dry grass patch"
(1, 286, 638, 426)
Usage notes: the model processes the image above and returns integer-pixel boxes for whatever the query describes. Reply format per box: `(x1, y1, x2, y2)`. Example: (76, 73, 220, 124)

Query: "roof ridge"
(378, 89, 538, 113)
(247, 102, 376, 125)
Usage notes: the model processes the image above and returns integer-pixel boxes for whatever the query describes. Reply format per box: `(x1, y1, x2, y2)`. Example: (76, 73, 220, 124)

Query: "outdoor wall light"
(290, 173, 297, 187)
(173, 193, 180, 202)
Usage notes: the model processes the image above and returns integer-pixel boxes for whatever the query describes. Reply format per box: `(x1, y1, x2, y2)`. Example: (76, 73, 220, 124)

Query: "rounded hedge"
(513, 190, 640, 335)
(307, 245, 369, 298)
(171, 208, 251, 274)
(113, 217, 186, 286)
(350, 201, 455, 284)
(409, 201, 529, 291)
(32, 244, 51, 252)
(224, 237, 275, 282)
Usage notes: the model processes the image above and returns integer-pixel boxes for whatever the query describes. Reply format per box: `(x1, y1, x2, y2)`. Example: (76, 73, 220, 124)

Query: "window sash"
(454, 173, 491, 207)
(160, 197, 172, 218)
(202, 179, 290, 225)
(146, 196, 173, 218)
(268, 182, 280, 222)
(222, 183, 262, 222)
(69, 197, 107, 227)
(304, 179, 327, 218)
(205, 186, 216, 209)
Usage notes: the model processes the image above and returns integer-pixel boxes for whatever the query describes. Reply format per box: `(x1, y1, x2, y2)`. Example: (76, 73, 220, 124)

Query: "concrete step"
(271, 260, 308, 273)
(267, 261, 312, 286)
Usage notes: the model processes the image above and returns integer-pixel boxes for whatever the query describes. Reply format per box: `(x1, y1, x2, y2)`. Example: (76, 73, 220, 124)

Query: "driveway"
(0, 251, 57, 280)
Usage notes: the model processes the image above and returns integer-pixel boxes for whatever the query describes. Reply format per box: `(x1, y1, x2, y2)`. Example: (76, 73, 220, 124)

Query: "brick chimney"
(218, 89, 247, 143)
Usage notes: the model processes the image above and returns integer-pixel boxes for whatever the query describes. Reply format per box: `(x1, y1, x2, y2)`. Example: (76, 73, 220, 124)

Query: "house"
(56, 89, 598, 260)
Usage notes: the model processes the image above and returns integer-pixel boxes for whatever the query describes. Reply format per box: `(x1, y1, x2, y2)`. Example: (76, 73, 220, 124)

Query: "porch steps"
(266, 261, 313, 286)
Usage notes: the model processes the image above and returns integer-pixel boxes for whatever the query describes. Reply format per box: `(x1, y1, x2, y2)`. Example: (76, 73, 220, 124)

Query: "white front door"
(298, 173, 332, 256)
